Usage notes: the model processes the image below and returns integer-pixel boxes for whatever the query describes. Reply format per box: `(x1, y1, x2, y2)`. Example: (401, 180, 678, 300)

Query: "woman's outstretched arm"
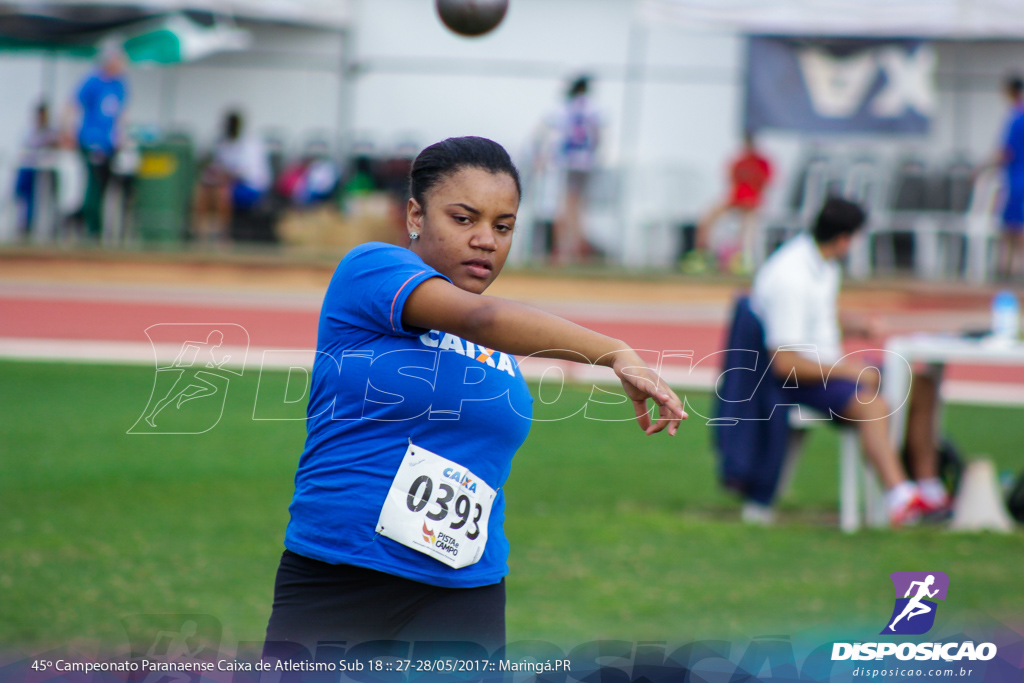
(403, 277, 687, 435)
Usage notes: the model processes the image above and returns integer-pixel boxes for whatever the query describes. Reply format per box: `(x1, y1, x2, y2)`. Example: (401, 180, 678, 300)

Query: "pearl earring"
(409, 232, 419, 240)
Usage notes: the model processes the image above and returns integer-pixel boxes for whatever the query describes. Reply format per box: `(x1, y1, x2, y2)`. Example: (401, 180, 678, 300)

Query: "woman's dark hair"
(409, 136, 521, 208)
(812, 197, 866, 244)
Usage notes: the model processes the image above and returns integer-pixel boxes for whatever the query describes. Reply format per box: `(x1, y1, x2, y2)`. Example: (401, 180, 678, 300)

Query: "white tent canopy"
(4, 0, 351, 30)
(640, 0, 1024, 39)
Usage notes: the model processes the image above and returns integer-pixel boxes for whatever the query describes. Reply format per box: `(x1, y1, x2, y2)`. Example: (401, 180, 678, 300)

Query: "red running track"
(2, 296, 1024, 384)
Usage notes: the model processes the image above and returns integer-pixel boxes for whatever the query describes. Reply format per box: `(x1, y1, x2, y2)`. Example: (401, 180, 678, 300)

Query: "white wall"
(4, 1, 1024, 265)
(933, 41, 1024, 158)
(345, 14, 1024, 265)
(349, 0, 743, 263)
(351, 0, 631, 160)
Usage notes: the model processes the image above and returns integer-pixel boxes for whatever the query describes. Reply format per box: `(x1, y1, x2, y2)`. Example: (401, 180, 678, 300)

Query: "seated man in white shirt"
(751, 197, 949, 526)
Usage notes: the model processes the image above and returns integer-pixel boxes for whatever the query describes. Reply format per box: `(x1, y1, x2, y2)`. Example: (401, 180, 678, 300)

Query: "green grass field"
(1, 360, 1022, 650)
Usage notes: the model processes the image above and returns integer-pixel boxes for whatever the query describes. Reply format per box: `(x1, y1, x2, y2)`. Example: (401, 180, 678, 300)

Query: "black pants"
(80, 146, 112, 238)
(266, 550, 505, 652)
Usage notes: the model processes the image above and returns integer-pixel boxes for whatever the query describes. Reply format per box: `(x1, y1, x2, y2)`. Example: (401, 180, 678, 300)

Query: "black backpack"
(902, 437, 964, 496)
(1006, 470, 1024, 523)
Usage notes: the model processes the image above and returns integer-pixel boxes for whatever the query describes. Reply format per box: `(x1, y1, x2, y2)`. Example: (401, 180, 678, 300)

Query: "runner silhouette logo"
(128, 323, 249, 435)
(881, 571, 949, 635)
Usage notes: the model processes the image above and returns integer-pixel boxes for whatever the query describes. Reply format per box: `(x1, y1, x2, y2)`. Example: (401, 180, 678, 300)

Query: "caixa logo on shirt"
(420, 330, 518, 378)
(831, 571, 998, 662)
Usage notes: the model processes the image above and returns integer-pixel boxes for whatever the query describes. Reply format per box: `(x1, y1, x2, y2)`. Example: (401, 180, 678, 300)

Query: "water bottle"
(991, 290, 1020, 342)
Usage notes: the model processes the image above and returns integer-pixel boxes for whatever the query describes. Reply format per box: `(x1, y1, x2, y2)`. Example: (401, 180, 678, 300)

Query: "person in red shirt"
(694, 132, 773, 273)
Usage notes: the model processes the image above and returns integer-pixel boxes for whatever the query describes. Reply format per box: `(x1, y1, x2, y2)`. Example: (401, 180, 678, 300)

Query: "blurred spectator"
(14, 102, 59, 235)
(993, 75, 1024, 280)
(276, 140, 340, 206)
(377, 142, 417, 200)
(522, 105, 564, 258)
(63, 42, 129, 239)
(691, 131, 773, 274)
(342, 155, 378, 200)
(551, 75, 602, 264)
(193, 110, 272, 242)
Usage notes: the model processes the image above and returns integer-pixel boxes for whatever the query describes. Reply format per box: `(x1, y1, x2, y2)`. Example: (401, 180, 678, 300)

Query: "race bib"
(376, 442, 496, 569)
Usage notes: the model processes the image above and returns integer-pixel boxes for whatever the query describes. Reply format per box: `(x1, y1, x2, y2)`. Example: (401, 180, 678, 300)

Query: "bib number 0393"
(406, 475, 484, 539)
(376, 443, 496, 569)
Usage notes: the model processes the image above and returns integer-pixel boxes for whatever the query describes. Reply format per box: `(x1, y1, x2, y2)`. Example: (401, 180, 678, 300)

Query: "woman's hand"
(610, 349, 688, 435)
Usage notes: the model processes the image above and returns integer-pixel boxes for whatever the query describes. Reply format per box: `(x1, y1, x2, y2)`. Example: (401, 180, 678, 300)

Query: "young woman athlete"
(265, 136, 686, 651)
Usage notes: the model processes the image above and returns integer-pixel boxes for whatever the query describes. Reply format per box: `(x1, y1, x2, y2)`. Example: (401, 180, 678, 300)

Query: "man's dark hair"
(409, 136, 521, 209)
(1005, 75, 1024, 100)
(224, 111, 243, 140)
(812, 197, 866, 244)
(568, 75, 590, 98)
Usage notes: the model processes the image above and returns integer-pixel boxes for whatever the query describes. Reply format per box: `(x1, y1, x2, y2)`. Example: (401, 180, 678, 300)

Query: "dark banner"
(745, 35, 934, 134)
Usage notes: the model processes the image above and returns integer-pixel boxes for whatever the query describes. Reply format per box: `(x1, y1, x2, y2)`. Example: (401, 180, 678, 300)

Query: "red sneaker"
(890, 493, 928, 527)
(919, 492, 953, 521)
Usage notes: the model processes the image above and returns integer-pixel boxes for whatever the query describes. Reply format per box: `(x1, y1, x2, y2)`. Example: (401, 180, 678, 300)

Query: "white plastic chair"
(778, 408, 887, 533)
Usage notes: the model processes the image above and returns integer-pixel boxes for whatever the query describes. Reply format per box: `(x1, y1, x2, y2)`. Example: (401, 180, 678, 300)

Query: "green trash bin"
(133, 137, 194, 243)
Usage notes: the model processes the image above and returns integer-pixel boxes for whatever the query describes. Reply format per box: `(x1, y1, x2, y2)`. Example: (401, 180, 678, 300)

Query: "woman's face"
(408, 166, 519, 294)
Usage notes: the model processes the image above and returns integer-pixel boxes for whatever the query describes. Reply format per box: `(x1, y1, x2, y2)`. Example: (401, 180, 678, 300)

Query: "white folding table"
(841, 334, 1024, 529)
(883, 333, 1024, 448)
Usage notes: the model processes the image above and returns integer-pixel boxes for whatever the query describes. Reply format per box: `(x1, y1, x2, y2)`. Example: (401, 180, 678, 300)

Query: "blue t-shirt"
(285, 243, 534, 588)
(77, 72, 127, 155)
(1003, 105, 1024, 185)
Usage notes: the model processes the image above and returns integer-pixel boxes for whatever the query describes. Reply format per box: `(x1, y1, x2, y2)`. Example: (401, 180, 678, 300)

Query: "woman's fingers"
(644, 400, 683, 436)
(632, 397, 652, 432)
(651, 397, 687, 436)
(619, 367, 687, 435)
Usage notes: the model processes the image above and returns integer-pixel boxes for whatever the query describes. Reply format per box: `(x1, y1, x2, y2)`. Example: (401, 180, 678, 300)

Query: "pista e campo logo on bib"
(881, 572, 949, 635)
(422, 523, 435, 545)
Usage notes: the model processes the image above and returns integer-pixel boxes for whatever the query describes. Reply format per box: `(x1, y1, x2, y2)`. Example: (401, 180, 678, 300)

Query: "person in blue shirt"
(67, 43, 128, 238)
(265, 136, 686, 652)
(553, 75, 601, 264)
(999, 76, 1024, 280)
